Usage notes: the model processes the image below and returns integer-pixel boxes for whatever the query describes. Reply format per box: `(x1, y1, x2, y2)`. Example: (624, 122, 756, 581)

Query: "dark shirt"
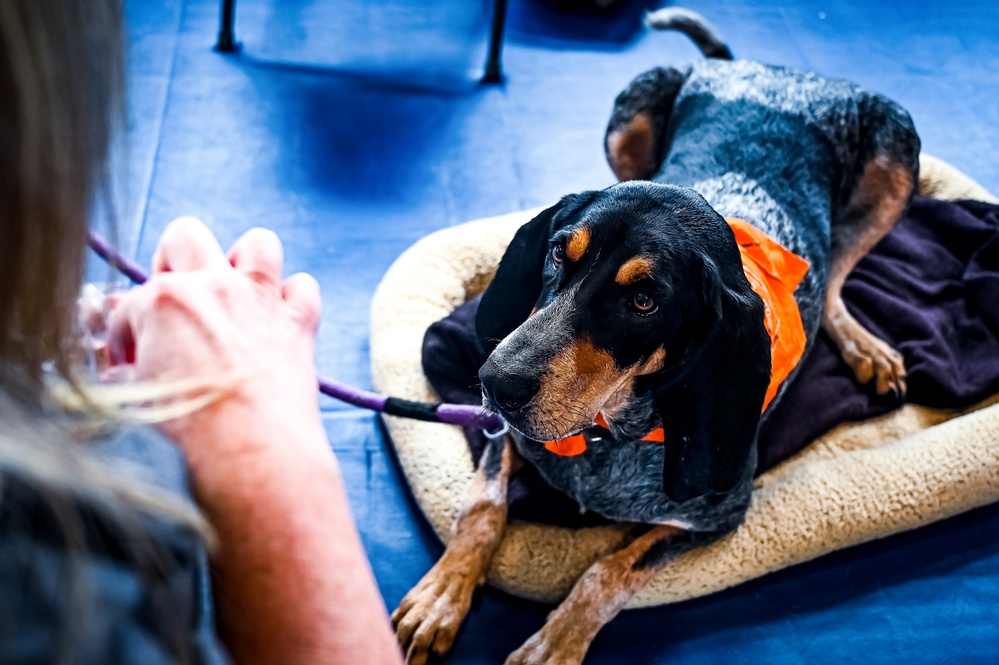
(0, 426, 229, 665)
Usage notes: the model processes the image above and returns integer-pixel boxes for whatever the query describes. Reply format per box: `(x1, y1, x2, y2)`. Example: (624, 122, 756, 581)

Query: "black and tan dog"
(394, 8, 919, 665)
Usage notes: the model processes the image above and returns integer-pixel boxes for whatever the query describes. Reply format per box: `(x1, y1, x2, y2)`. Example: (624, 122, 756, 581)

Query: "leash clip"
(483, 419, 510, 440)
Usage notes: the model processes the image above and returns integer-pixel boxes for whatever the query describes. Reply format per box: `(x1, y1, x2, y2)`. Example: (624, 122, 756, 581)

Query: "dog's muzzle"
(479, 361, 540, 417)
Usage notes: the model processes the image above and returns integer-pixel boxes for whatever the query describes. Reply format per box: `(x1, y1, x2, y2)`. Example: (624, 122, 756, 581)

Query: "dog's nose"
(480, 370, 539, 414)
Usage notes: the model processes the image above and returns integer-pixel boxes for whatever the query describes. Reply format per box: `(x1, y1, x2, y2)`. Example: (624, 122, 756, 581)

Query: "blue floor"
(122, 1, 999, 662)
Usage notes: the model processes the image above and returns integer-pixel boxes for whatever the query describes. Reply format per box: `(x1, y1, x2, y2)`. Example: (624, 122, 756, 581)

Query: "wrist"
(171, 414, 337, 508)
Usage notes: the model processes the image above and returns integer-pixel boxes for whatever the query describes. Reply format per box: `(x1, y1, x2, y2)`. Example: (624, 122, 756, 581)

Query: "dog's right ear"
(476, 195, 586, 354)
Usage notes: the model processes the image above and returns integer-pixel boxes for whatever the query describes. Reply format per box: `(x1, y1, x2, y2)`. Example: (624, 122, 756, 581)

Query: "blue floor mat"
(121, 0, 999, 662)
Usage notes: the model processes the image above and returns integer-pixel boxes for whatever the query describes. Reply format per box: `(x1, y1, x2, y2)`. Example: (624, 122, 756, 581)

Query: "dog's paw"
(392, 555, 478, 665)
(505, 625, 590, 665)
(840, 329, 907, 398)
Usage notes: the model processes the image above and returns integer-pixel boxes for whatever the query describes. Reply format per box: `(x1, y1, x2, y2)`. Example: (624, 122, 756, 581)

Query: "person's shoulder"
(0, 427, 229, 665)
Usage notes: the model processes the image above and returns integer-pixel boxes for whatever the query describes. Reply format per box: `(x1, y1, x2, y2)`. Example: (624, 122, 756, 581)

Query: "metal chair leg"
(483, 0, 508, 83)
(215, 0, 237, 52)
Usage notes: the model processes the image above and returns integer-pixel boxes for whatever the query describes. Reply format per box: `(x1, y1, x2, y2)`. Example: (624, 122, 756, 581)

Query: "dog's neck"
(599, 381, 661, 442)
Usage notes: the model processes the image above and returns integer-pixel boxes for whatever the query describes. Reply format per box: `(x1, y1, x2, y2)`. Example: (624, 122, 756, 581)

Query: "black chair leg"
(215, 0, 237, 52)
(483, 0, 508, 83)
(215, 0, 502, 78)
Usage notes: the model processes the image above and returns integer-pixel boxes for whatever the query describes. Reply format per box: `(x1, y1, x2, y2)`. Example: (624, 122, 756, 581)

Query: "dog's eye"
(551, 242, 566, 265)
(630, 292, 658, 315)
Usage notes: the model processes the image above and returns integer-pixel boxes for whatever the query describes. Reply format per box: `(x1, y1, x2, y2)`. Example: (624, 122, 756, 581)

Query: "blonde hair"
(0, 1, 211, 536)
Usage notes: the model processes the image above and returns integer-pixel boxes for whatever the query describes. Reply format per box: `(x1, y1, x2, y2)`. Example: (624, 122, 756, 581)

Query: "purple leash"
(88, 231, 507, 436)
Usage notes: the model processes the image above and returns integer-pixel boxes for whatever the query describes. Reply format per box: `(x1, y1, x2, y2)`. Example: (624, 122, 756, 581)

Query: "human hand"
(110, 218, 402, 664)
(107, 216, 328, 482)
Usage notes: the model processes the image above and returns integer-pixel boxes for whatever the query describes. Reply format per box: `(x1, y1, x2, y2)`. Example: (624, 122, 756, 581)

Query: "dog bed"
(370, 154, 999, 608)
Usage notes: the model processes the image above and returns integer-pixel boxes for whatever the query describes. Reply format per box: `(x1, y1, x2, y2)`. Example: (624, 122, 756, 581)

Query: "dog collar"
(545, 217, 810, 457)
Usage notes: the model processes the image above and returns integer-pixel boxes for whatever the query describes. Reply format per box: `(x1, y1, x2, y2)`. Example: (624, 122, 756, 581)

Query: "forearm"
(109, 219, 403, 663)
(192, 425, 402, 665)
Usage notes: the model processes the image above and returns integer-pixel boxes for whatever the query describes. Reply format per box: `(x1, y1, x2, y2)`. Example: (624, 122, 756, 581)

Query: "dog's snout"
(480, 367, 540, 414)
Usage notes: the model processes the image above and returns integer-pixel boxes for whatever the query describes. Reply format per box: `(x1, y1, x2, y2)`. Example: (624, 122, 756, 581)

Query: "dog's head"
(477, 181, 771, 498)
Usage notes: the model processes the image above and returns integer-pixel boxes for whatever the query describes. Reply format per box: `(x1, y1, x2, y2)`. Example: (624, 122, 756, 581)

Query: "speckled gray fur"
(508, 57, 918, 553)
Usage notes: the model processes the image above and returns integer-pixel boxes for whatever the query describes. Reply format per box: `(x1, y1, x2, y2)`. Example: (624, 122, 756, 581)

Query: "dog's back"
(609, 9, 918, 355)
(659, 58, 873, 339)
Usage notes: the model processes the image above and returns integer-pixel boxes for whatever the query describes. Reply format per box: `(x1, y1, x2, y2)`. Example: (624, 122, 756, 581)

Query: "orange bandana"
(545, 217, 810, 457)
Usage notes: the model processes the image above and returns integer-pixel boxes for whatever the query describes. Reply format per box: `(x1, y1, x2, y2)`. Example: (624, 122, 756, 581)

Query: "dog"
(393, 8, 919, 665)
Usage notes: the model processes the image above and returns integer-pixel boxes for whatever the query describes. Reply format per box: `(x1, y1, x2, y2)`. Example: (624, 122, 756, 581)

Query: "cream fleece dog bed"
(370, 154, 999, 608)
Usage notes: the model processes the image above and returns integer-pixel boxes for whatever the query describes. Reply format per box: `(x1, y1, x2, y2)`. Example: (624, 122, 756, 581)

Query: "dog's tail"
(644, 7, 734, 60)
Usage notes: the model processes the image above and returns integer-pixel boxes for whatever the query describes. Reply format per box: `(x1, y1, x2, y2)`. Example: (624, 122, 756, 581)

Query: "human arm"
(108, 217, 402, 665)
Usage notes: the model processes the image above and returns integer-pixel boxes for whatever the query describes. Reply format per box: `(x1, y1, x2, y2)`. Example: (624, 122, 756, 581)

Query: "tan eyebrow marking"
(615, 256, 654, 285)
(566, 227, 591, 262)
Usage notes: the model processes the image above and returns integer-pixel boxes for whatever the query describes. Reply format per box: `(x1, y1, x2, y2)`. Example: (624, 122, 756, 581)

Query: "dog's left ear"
(476, 194, 592, 354)
(654, 255, 772, 502)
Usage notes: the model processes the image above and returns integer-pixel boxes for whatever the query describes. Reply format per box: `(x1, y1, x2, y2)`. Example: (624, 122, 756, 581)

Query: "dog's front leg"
(393, 435, 515, 665)
(506, 524, 682, 665)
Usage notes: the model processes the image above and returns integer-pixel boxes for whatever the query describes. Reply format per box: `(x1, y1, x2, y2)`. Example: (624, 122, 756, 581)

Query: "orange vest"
(546, 217, 810, 457)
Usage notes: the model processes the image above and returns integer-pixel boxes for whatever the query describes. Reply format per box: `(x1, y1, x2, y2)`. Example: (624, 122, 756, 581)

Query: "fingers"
(104, 276, 194, 367)
(106, 301, 137, 366)
(152, 220, 303, 298)
(229, 230, 322, 331)
(117, 219, 320, 372)
(282, 272, 322, 333)
(229, 227, 285, 288)
(153, 217, 228, 274)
